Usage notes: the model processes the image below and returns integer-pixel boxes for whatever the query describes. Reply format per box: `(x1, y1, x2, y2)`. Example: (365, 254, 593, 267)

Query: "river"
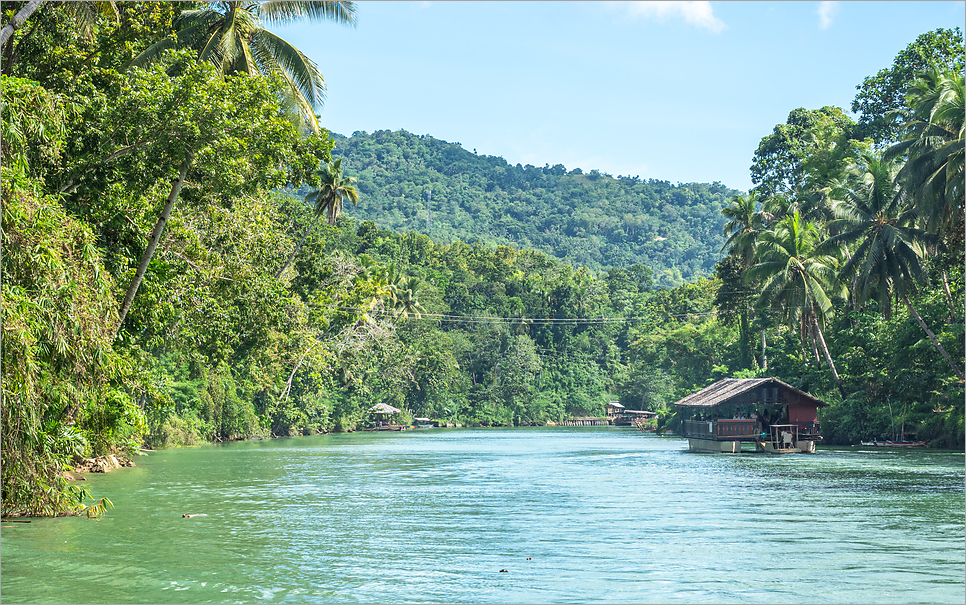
(1, 427, 963, 604)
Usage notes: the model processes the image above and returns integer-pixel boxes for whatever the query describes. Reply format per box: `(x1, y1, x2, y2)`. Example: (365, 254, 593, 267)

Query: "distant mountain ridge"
(324, 129, 742, 286)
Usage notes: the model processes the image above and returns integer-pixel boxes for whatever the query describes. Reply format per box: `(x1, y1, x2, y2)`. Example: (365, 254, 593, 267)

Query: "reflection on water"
(2, 427, 963, 604)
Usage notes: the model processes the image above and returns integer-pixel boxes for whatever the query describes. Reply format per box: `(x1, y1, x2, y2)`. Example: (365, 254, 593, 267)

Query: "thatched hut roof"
(673, 378, 827, 409)
(370, 402, 402, 414)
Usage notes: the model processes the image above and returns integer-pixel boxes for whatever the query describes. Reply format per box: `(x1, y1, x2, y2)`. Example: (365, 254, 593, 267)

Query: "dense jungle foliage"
(0, 1, 962, 517)
(319, 130, 740, 287)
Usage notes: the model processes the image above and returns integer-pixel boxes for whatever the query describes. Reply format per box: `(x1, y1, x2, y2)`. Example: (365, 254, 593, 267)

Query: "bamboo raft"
(558, 417, 607, 426)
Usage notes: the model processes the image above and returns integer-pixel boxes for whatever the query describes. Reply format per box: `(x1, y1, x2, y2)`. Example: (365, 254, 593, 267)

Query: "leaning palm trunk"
(114, 157, 192, 338)
(0, 0, 45, 48)
(275, 229, 309, 280)
(808, 322, 821, 365)
(902, 292, 965, 382)
(800, 316, 820, 364)
(811, 314, 845, 397)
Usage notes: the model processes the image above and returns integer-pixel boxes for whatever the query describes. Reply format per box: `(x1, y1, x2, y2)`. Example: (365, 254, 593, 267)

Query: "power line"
(298, 302, 647, 324)
(295, 299, 845, 326)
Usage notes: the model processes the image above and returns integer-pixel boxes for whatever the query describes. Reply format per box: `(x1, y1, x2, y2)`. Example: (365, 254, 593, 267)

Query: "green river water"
(1, 427, 963, 604)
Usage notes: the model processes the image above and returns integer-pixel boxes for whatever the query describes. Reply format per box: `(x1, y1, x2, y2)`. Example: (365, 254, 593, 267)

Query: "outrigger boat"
(860, 439, 926, 448)
(673, 378, 826, 454)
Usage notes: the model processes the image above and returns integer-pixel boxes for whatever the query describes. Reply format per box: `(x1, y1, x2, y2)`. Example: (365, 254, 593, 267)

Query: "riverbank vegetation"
(1, 2, 962, 516)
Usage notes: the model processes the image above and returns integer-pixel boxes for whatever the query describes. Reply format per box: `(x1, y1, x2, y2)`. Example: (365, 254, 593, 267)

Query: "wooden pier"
(558, 417, 608, 426)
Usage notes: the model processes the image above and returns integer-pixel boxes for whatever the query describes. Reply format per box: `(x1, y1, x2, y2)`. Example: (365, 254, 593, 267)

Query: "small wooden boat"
(860, 440, 926, 448)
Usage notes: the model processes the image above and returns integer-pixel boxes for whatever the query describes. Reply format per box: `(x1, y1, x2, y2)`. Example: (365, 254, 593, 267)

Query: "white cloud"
(817, 1, 838, 30)
(614, 1, 728, 34)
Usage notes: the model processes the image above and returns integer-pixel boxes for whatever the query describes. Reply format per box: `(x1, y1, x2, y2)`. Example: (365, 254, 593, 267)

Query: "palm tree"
(886, 68, 964, 323)
(720, 192, 768, 369)
(305, 157, 359, 224)
(365, 261, 403, 308)
(130, 1, 356, 133)
(822, 153, 964, 382)
(275, 158, 359, 279)
(746, 211, 847, 396)
(885, 68, 964, 239)
(720, 192, 766, 265)
(391, 276, 426, 320)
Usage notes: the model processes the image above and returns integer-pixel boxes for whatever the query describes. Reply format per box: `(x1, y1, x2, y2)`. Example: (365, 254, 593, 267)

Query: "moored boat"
(860, 439, 926, 448)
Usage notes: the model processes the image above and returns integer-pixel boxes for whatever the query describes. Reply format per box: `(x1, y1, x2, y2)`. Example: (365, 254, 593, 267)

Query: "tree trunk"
(114, 158, 191, 338)
(761, 330, 767, 371)
(0, 0, 44, 49)
(807, 319, 821, 365)
(902, 292, 965, 382)
(941, 270, 957, 323)
(277, 341, 317, 404)
(738, 308, 751, 370)
(1, 5, 40, 75)
(274, 229, 309, 280)
(811, 314, 845, 398)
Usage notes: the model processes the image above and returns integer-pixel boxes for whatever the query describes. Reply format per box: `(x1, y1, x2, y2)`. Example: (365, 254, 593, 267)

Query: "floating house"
(674, 378, 826, 454)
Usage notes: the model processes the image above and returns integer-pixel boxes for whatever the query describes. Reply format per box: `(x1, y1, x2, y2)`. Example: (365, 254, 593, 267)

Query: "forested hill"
(321, 130, 741, 286)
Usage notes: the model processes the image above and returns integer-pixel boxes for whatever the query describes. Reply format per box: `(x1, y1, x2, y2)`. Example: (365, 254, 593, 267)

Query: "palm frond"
(258, 1, 357, 27)
(126, 38, 178, 69)
(62, 0, 119, 40)
(253, 29, 326, 106)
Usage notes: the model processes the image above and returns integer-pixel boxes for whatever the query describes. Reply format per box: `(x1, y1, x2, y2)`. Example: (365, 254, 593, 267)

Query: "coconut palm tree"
(746, 211, 847, 395)
(886, 68, 964, 239)
(391, 276, 426, 320)
(130, 1, 356, 133)
(720, 192, 770, 369)
(305, 157, 359, 224)
(720, 192, 766, 265)
(885, 69, 964, 323)
(275, 157, 359, 279)
(822, 153, 964, 382)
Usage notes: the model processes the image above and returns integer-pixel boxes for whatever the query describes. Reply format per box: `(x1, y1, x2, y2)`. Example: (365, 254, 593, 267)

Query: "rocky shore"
(63, 454, 136, 481)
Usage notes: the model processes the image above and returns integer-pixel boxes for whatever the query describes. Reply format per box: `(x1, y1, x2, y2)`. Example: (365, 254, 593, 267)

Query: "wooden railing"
(682, 419, 714, 438)
(682, 419, 759, 440)
(716, 419, 759, 438)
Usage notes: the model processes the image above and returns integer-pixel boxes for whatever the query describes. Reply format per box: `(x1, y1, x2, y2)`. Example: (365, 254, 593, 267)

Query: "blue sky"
(272, 1, 964, 192)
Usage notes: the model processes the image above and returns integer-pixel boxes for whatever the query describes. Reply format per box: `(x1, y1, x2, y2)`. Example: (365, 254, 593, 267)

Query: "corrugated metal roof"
(673, 378, 826, 408)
